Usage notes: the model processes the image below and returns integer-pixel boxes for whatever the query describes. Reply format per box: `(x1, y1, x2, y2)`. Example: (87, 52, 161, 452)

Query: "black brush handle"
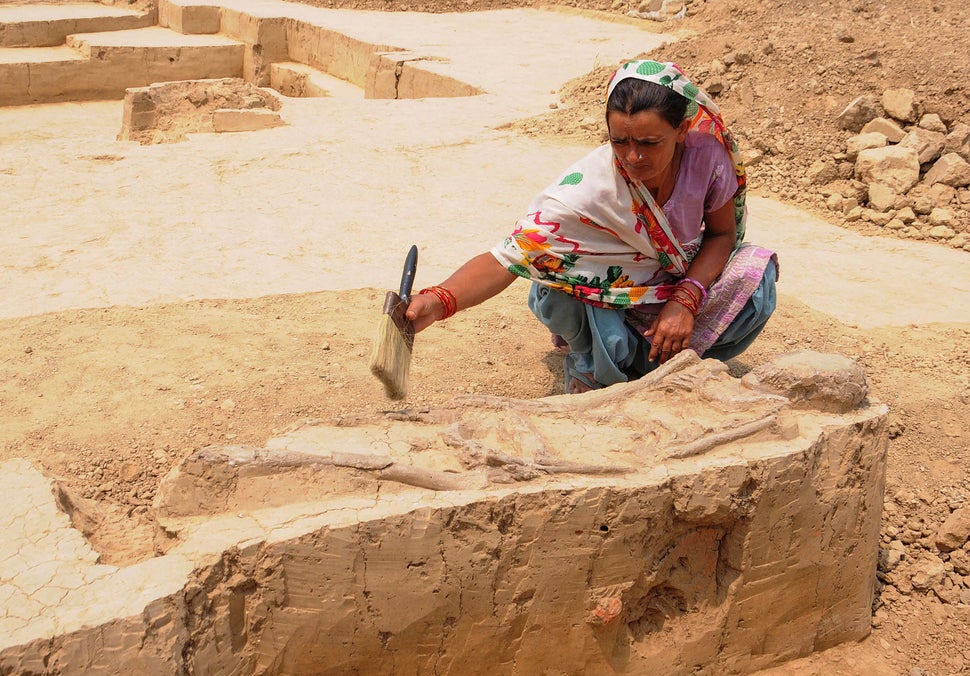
(399, 245, 418, 304)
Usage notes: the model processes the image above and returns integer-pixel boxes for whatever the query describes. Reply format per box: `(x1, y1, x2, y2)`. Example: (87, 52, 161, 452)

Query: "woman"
(406, 60, 777, 393)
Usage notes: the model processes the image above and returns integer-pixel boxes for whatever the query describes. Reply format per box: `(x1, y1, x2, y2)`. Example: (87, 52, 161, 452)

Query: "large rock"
(0, 352, 888, 675)
(898, 128, 946, 165)
(837, 95, 883, 132)
(867, 182, 898, 212)
(855, 145, 921, 194)
(923, 152, 970, 188)
(912, 182, 958, 214)
(944, 122, 970, 161)
(935, 506, 970, 552)
(918, 113, 947, 133)
(805, 159, 838, 185)
(881, 87, 919, 123)
(845, 131, 888, 160)
(860, 117, 906, 143)
(910, 555, 947, 590)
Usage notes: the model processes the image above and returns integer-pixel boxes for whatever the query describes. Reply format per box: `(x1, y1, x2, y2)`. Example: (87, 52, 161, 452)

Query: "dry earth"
(1, 0, 969, 673)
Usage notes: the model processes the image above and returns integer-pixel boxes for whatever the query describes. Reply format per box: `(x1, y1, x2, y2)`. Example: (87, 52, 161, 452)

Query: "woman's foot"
(567, 372, 599, 394)
(550, 333, 570, 354)
(562, 352, 601, 393)
(564, 362, 601, 393)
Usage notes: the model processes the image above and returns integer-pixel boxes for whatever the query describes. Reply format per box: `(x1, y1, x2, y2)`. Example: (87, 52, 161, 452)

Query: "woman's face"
(607, 109, 690, 186)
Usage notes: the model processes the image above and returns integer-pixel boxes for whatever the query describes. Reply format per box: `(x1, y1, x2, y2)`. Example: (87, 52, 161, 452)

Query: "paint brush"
(369, 245, 418, 400)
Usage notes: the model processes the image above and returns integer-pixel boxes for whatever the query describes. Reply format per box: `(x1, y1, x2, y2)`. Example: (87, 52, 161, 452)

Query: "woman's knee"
(759, 258, 778, 316)
(528, 284, 591, 345)
(703, 259, 777, 361)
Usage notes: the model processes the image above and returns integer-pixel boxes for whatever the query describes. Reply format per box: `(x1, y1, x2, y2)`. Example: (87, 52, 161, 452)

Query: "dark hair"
(606, 78, 688, 128)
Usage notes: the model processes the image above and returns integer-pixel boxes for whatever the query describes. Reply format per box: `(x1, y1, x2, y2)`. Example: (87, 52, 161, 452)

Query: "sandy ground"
(1, 4, 969, 674)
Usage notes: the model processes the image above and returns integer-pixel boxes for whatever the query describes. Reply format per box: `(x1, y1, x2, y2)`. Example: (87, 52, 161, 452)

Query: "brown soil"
(1, 0, 969, 673)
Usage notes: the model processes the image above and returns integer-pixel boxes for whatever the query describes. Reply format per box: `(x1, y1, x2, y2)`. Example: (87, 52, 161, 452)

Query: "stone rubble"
(807, 90, 970, 250)
(696, 57, 970, 252)
(118, 78, 283, 144)
(876, 489, 970, 612)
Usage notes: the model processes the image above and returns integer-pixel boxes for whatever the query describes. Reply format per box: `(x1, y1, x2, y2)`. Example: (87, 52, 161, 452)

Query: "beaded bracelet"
(418, 286, 458, 320)
(677, 277, 708, 303)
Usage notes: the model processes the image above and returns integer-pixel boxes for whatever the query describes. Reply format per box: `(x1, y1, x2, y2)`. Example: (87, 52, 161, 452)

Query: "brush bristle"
(369, 314, 413, 400)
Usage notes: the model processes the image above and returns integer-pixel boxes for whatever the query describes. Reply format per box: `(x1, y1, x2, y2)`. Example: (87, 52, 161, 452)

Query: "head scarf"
(607, 60, 747, 262)
(607, 59, 709, 112)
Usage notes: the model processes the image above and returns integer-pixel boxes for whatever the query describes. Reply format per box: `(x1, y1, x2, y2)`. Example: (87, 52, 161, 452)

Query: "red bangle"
(668, 293, 698, 315)
(678, 277, 708, 303)
(418, 286, 458, 320)
(673, 283, 700, 307)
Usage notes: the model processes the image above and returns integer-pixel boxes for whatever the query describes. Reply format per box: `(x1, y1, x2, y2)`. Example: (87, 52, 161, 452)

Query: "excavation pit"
(0, 0, 488, 107)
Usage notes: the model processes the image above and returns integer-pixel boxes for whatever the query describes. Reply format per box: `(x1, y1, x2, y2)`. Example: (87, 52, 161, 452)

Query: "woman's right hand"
(404, 252, 518, 334)
(406, 293, 444, 333)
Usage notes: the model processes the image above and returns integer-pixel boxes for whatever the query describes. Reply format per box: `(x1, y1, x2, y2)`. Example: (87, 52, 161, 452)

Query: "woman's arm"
(405, 252, 517, 333)
(679, 199, 737, 289)
(644, 199, 737, 362)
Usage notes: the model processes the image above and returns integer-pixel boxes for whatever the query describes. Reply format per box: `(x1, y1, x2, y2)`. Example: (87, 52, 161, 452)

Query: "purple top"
(662, 131, 739, 260)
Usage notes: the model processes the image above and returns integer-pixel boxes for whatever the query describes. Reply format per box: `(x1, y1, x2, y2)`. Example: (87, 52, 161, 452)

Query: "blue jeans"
(528, 259, 777, 387)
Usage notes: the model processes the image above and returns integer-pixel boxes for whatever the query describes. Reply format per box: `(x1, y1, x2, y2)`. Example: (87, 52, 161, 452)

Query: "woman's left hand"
(644, 300, 695, 363)
(642, 198, 737, 363)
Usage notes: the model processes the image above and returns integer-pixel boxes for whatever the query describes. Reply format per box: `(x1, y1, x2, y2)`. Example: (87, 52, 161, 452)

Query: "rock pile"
(620, 0, 692, 21)
(875, 488, 970, 622)
(812, 89, 970, 249)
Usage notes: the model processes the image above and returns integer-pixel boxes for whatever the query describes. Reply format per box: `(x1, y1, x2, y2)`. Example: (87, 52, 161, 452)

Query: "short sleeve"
(704, 140, 739, 213)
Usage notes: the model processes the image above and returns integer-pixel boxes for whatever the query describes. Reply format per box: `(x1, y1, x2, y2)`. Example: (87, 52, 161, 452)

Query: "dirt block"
(0, 63, 29, 106)
(118, 87, 155, 138)
(0, 9, 154, 48)
(142, 43, 244, 83)
(397, 60, 483, 99)
(364, 52, 483, 99)
(158, 0, 222, 34)
(0, 351, 887, 674)
(364, 52, 401, 99)
(212, 107, 284, 132)
(13, 59, 113, 104)
(287, 22, 393, 88)
(117, 78, 280, 143)
(219, 8, 289, 82)
(269, 62, 330, 97)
